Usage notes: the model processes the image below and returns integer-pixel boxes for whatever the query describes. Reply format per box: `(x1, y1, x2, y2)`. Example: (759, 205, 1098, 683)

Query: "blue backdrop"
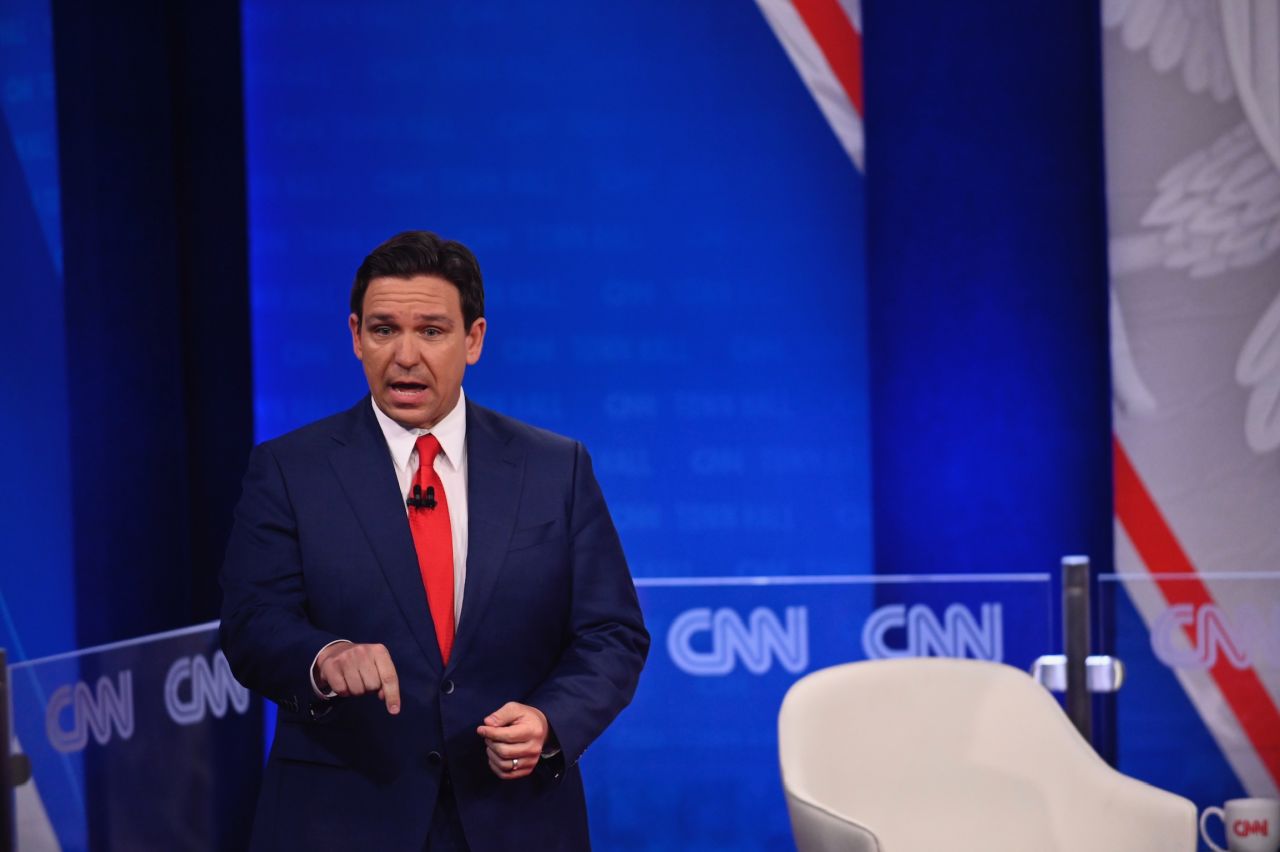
(242, 1, 871, 846)
(242, 2, 874, 586)
(0, 0, 74, 665)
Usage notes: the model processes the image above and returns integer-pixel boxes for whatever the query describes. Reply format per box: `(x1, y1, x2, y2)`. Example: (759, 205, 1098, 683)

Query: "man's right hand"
(313, 642, 401, 714)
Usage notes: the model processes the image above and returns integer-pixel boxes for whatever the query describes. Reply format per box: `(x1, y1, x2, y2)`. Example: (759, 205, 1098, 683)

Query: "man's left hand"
(476, 702, 548, 780)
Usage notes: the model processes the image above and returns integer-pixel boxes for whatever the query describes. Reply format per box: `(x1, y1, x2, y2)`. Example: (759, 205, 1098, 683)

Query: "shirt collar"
(370, 388, 467, 472)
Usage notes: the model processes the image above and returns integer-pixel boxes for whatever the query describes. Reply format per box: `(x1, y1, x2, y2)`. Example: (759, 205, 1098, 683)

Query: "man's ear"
(349, 313, 363, 360)
(465, 317, 487, 366)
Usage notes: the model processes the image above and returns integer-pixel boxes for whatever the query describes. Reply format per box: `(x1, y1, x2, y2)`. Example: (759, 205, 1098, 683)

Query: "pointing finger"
(373, 647, 400, 714)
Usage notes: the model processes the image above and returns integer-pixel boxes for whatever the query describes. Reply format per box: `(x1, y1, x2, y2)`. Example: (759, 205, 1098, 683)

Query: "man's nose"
(393, 334, 420, 366)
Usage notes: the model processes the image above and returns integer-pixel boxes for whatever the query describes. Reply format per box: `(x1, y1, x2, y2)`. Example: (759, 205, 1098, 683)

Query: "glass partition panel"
(586, 573, 1056, 851)
(8, 622, 261, 851)
(6, 580, 1057, 852)
(1099, 571, 1280, 850)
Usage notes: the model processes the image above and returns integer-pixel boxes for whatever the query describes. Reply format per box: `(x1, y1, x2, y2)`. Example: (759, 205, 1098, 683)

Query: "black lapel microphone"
(406, 484, 438, 510)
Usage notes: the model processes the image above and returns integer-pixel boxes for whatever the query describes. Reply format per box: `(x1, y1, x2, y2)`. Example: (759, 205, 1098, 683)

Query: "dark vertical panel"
(168, 2, 254, 623)
(54, 1, 191, 646)
(52, 1, 257, 847)
(52, 0, 252, 640)
(862, 1, 1113, 610)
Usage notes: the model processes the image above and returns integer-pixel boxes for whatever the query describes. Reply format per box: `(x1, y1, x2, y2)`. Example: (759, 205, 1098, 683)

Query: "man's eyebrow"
(363, 312, 455, 326)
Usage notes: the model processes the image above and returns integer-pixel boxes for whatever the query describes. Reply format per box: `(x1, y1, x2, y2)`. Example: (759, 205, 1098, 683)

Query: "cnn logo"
(1234, 819, 1270, 838)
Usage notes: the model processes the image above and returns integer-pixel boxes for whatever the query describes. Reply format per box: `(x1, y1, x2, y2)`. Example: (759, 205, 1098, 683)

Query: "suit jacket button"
(442, 679, 455, 695)
(427, 751, 442, 765)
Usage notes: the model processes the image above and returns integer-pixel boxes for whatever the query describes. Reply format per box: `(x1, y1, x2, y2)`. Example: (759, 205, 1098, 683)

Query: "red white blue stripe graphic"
(755, 0, 864, 171)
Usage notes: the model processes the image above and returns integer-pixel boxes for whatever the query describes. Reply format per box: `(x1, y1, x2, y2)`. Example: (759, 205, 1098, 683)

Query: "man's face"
(350, 274, 486, 430)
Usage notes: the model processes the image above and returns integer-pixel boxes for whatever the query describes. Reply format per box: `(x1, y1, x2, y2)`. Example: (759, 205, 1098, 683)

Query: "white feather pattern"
(1238, 290, 1280, 452)
(1104, 0, 1235, 101)
(1120, 123, 1280, 277)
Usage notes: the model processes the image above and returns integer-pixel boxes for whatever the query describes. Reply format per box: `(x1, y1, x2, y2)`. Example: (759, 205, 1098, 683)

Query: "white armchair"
(778, 657, 1195, 852)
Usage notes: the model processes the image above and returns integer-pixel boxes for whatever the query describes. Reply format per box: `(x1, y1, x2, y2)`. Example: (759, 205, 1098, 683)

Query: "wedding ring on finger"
(511, 758, 519, 771)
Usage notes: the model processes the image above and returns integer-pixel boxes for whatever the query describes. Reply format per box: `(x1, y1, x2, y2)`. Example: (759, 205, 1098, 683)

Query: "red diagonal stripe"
(791, 0, 864, 116)
(1114, 434, 1280, 788)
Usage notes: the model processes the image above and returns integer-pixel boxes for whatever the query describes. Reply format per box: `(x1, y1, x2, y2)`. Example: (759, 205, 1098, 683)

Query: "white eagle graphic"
(1105, 0, 1280, 454)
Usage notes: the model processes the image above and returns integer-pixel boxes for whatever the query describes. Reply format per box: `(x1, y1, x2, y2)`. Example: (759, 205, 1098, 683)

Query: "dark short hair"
(350, 231, 485, 329)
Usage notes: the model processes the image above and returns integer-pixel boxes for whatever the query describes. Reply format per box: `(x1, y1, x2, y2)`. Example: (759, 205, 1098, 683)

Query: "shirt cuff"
(540, 724, 561, 759)
(309, 639, 352, 700)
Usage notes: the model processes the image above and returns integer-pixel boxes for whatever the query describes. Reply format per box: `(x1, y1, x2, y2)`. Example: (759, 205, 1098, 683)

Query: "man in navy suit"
(220, 231, 649, 851)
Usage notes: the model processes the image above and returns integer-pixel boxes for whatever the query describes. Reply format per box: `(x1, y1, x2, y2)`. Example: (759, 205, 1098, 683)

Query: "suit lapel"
(453, 401, 524, 663)
(327, 398, 444, 671)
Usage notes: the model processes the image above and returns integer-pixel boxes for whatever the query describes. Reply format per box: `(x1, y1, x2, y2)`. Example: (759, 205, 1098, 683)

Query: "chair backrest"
(778, 658, 1195, 852)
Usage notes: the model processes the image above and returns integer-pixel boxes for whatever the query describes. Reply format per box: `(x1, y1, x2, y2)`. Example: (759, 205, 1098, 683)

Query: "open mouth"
(389, 381, 428, 401)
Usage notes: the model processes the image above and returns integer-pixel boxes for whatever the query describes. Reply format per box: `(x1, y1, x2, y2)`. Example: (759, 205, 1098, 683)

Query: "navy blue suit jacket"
(220, 397, 649, 851)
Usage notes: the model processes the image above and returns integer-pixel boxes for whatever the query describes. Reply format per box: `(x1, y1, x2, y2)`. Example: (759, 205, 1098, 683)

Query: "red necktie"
(409, 434, 455, 664)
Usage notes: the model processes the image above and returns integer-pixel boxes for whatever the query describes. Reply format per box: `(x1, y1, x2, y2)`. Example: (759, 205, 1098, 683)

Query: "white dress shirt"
(370, 389, 470, 618)
(310, 390, 470, 697)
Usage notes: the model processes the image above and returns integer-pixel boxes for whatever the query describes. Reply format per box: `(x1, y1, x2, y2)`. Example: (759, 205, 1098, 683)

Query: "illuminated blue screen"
(243, 1, 870, 846)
